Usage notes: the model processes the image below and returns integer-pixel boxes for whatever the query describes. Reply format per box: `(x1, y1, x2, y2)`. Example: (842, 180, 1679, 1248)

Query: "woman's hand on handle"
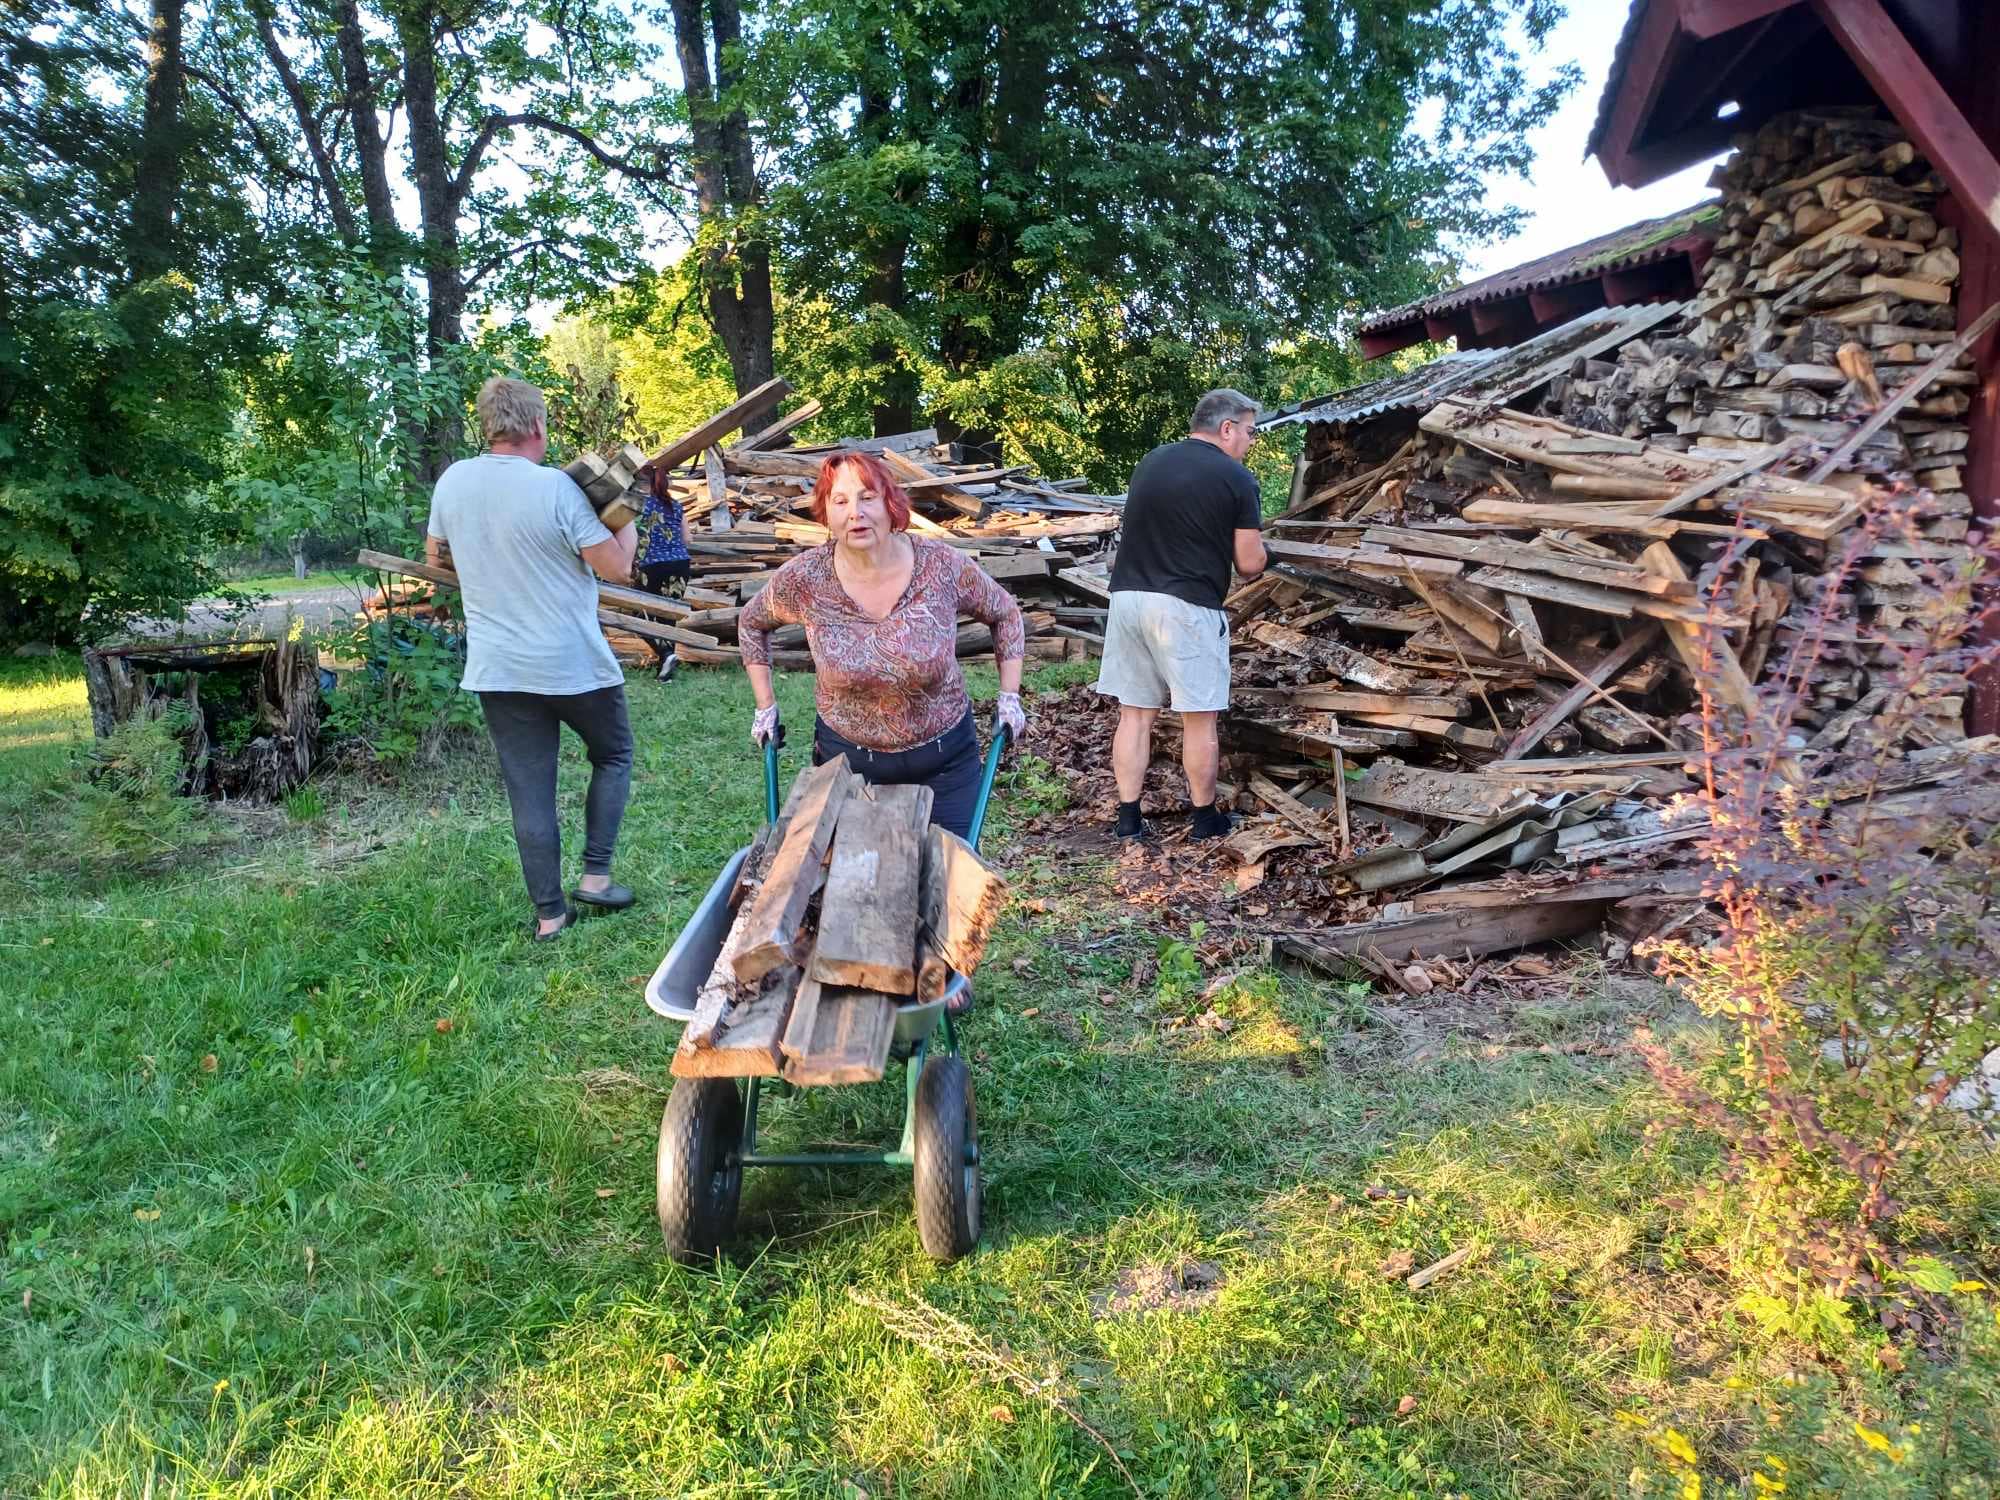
(995, 690, 1027, 742)
(751, 703, 781, 748)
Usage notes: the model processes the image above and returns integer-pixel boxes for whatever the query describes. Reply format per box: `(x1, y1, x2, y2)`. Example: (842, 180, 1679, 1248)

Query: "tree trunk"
(398, 5, 468, 476)
(337, 0, 400, 260)
(933, 21, 1046, 462)
(860, 79, 916, 436)
(667, 0, 775, 396)
(130, 0, 185, 280)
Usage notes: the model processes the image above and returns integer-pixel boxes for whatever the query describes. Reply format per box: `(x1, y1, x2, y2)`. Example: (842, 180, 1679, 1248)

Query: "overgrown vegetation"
(1638, 491, 2000, 1347)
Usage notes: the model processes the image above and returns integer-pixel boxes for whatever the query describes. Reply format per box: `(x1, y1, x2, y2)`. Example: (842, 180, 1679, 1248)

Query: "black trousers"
(635, 560, 691, 662)
(478, 685, 634, 918)
(812, 709, 983, 841)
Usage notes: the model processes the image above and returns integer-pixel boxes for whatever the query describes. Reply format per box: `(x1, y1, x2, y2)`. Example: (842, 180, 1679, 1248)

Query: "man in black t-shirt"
(1096, 388, 1268, 841)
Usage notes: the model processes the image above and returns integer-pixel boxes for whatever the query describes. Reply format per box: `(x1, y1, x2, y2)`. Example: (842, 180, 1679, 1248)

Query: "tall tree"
(0, 7, 282, 642)
(666, 0, 777, 396)
(768, 0, 1577, 470)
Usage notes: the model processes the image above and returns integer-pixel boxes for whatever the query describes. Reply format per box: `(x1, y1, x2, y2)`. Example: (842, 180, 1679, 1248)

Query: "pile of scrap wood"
(670, 756, 1007, 1084)
(1047, 108, 1998, 975)
(354, 376, 1119, 669)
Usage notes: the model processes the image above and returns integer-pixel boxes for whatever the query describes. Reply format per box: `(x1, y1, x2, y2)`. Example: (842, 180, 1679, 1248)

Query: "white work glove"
(751, 704, 781, 748)
(995, 691, 1027, 742)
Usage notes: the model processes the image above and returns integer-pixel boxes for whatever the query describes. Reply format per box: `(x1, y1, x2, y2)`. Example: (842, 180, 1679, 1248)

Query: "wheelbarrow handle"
(966, 723, 1012, 853)
(762, 722, 1009, 850)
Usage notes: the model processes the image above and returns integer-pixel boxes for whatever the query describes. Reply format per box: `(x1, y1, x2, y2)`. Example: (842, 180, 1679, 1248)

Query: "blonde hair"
(477, 377, 548, 444)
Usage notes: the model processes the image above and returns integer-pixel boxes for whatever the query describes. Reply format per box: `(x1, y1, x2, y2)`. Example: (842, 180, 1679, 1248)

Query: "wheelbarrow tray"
(645, 842, 956, 1054)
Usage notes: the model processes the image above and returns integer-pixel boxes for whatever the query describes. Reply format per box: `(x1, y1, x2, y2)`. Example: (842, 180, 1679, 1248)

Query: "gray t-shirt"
(425, 454, 620, 695)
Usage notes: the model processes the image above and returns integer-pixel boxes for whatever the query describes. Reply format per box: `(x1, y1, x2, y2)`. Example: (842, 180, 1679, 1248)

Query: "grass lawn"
(219, 567, 373, 597)
(3, 654, 1997, 1497)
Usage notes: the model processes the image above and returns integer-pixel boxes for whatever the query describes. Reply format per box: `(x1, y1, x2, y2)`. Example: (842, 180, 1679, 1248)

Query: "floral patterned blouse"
(740, 538, 1026, 750)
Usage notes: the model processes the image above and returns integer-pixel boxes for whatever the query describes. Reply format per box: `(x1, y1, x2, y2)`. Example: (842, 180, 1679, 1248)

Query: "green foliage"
(69, 705, 211, 864)
(231, 258, 549, 563)
(0, 22, 281, 643)
(759, 0, 1576, 475)
(281, 784, 327, 825)
(324, 615, 479, 763)
(1154, 920, 1209, 1006)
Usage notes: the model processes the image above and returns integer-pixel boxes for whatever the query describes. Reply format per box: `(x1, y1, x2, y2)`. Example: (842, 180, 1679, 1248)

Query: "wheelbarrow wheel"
(913, 1054, 980, 1261)
(657, 1077, 744, 1263)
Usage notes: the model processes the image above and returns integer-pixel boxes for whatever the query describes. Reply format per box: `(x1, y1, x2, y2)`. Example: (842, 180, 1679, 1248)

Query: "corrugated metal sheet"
(1356, 200, 1718, 337)
(1262, 299, 1688, 431)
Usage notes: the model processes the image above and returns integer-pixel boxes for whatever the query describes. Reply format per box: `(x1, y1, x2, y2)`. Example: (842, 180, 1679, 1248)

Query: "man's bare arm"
(580, 521, 638, 583)
(425, 534, 449, 570)
(1233, 527, 1268, 579)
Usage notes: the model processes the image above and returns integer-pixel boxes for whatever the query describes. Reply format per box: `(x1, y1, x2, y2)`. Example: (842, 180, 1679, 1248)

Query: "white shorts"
(1094, 590, 1231, 712)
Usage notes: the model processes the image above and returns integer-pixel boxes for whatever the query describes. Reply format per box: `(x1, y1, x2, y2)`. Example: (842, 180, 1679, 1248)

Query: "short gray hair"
(477, 377, 548, 444)
(1190, 387, 1260, 435)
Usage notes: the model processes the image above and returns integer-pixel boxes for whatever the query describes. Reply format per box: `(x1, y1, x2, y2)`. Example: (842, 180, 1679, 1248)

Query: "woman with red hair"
(737, 451, 1028, 837)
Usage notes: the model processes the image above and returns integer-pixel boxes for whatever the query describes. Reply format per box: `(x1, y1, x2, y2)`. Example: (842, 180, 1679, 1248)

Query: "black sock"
(1115, 799, 1145, 836)
(1190, 801, 1233, 838)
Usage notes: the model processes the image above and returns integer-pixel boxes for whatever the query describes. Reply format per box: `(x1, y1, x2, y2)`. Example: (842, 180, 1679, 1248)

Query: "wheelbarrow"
(643, 727, 1012, 1264)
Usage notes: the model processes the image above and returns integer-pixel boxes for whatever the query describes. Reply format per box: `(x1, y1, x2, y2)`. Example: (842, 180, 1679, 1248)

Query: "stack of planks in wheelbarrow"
(671, 756, 1008, 1086)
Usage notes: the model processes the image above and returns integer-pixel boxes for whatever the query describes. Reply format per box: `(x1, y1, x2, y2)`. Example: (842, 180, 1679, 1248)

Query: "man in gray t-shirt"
(426, 377, 639, 940)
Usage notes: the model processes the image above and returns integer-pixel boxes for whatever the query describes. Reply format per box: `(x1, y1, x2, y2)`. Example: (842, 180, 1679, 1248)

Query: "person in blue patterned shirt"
(632, 475, 691, 682)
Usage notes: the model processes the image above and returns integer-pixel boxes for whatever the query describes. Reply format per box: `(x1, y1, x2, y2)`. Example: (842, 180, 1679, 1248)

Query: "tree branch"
(452, 110, 688, 208)
(180, 62, 323, 198)
(248, 4, 359, 242)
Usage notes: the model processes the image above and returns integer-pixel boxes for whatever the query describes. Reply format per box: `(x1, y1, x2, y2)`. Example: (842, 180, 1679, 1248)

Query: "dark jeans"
(813, 709, 983, 840)
(635, 560, 691, 663)
(479, 686, 634, 918)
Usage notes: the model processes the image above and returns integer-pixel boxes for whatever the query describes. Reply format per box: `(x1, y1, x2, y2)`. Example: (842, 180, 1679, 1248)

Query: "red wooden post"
(1808, 0, 2000, 244)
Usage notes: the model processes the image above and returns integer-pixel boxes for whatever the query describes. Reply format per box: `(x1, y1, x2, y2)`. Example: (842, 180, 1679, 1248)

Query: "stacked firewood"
(1548, 110, 1971, 506)
(671, 757, 1007, 1084)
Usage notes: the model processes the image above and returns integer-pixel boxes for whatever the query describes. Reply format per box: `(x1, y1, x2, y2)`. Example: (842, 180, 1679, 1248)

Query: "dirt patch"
(1093, 1259, 1225, 1318)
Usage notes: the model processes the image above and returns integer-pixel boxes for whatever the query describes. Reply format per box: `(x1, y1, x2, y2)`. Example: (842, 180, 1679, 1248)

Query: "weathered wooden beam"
(733, 758, 856, 983)
(645, 378, 792, 473)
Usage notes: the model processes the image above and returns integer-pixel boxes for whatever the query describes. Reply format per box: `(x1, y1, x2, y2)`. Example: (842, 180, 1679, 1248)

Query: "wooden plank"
(1464, 498, 1744, 539)
(596, 608, 739, 653)
(1467, 566, 1747, 628)
(881, 448, 982, 517)
(1360, 526, 1689, 598)
(1249, 773, 1339, 847)
(810, 787, 925, 995)
(729, 399, 823, 454)
(645, 378, 792, 473)
(1274, 899, 1608, 967)
(1644, 439, 1802, 520)
(673, 966, 798, 1078)
(1806, 299, 2000, 481)
(781, 985, 898, 1086)
(1349, 760, 1529, 823)
(1499, 624, 1661, 760)
(918, 825, 1008, 975)
(732, 758, 856, 983)
(1237, 686, 1468, 717)
(1637, 543, 1801, 786)
(1262, 537, 1462, 582)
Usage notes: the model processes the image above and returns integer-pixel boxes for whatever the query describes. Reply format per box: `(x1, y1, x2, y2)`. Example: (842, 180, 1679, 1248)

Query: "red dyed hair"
(810, 451, 912, 533)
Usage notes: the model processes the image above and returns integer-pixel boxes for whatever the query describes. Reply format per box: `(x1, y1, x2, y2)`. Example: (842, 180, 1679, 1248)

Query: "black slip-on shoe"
(532, 908, 577, 942)
(571, 883, 636, 911)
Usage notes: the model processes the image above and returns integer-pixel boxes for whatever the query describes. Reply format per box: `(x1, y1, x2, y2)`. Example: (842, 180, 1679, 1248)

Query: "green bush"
(324, 613, 479, 763)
